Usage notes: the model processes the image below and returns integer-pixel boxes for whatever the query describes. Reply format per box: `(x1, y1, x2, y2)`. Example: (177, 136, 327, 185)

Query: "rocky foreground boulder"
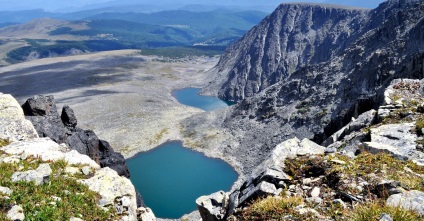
(0, 93, 156, 220)
(0, 94, 156, 221)
(198, 137, 424, 220)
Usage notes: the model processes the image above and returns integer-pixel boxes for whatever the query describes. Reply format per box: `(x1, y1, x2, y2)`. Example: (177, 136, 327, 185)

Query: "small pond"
(127, 141, 238, 218)
(172, 87, 234, 111)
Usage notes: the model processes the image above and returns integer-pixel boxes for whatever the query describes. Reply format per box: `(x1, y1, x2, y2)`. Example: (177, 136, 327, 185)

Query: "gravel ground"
(0, 50, 222, 159)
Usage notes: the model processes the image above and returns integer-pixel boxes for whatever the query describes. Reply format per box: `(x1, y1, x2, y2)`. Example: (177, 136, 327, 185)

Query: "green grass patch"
(285, 151, 424, 192)
(236, 196, 310, 220)
(0, 139, 10, 148)
(0, 159, 114, 220)
(416, 116, 424, 135)
(348, 200, 423, 221)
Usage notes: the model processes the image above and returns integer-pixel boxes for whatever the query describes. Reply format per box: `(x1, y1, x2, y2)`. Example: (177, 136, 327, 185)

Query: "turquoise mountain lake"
(172, 87, 233, 111)
(127, 88, 237, 218)
(127, 142, 238, 218)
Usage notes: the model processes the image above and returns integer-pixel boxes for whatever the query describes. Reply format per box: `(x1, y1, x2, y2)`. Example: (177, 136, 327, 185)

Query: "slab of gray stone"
(310, 187, 320, 198)
(11, 163, 52, 186)
(7, 205, 25, 221)
(379, 213, 393, 221)
(136, 207, 156, 221)
(0, 93, 38, 142)
(0, 186, 13, 196)
(370, 123, 417, 150)
(387, 190, 424, 215)
(196, 190, 229, 221)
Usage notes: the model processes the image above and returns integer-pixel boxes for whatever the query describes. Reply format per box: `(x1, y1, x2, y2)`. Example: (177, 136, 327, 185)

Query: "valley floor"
(0, 50, 221, 159)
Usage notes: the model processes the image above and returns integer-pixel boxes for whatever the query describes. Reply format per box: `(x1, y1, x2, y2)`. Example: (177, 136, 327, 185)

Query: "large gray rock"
(11, 163, 52, 186)
(1, 138, 100, 169)
(196, 191, 229, 221)
(387, 190, 424, 215)
(361, 123, 424, 165)
(22, 95, 58, 116)
(80, 167, 138, 221)
(136, 207, 156, 221)
(7, 205, 25, 221)
(0, 93, 38, 141)
(370, 123, 417, 150)
(223, 138, 324, 215)
(0, 186, 13, 196)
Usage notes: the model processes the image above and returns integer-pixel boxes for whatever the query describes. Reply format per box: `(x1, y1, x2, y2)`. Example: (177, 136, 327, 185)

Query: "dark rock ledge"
(21, 94, 144, 207)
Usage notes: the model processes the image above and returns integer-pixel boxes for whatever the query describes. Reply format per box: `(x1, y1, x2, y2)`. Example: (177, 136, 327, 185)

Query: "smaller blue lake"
(173, 87, 234, 111)
(127, 142, 238, 219)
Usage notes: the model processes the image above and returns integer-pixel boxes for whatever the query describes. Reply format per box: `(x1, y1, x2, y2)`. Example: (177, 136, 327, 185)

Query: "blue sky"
(0, 0, 386, 11)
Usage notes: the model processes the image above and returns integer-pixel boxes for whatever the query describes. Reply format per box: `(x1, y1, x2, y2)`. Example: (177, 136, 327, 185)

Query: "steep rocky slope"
(203, 3, 369, 101)
(191, 0, 424, 175)
(196, 79, 424, 220)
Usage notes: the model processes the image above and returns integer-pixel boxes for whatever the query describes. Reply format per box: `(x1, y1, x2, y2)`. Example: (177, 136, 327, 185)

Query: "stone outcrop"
(198, 138, 325, 220)
(198, 135, 424, 219)
(361, 122, 424, 165)
(387, 190, 424, 215)
(11, 163, 52, 186)
(137, 207, 156, 221)
(7, 205, 25, 221)
(1, 138, 144, 220)
(227, 138, 324, 214)
(0, 93, 155, 221)
(80, 167, 138, 221)
(196, 191, 229, 221)
(22, 95, 130, 178)
(0, 93, 38, 142)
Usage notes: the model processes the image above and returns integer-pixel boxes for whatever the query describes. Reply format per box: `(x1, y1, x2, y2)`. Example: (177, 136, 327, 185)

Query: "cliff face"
(204, 3, 369, 101)
(195, 0, 424, 174)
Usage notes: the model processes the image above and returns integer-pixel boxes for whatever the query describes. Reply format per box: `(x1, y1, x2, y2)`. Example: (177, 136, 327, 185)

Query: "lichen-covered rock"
(7, 205, 25, 221)
(1, 138, 100, 169)
(223, 137, 325, 216)
(196, 191, 229, 221)
(386, 190, 424, 215)
(0, 186, 13, 196)
(136, 207, 156, 221)
(11, 163, 52, 186)
(0, 93, 38, 141)
(360, 123, 424, 164)
(80, 167, 137, 221)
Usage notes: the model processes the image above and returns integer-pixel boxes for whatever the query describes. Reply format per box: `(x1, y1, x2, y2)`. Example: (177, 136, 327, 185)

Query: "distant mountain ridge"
(204, 3, 369, 101)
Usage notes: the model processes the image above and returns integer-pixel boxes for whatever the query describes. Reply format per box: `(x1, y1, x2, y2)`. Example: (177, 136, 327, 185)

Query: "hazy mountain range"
(0, 0, 385, 12)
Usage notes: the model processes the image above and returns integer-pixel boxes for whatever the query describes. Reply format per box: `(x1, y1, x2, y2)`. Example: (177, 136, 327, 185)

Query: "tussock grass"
(0, 139, 10, 148)
(238, 196, 309, 220)
(348, 200, 422, 221)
